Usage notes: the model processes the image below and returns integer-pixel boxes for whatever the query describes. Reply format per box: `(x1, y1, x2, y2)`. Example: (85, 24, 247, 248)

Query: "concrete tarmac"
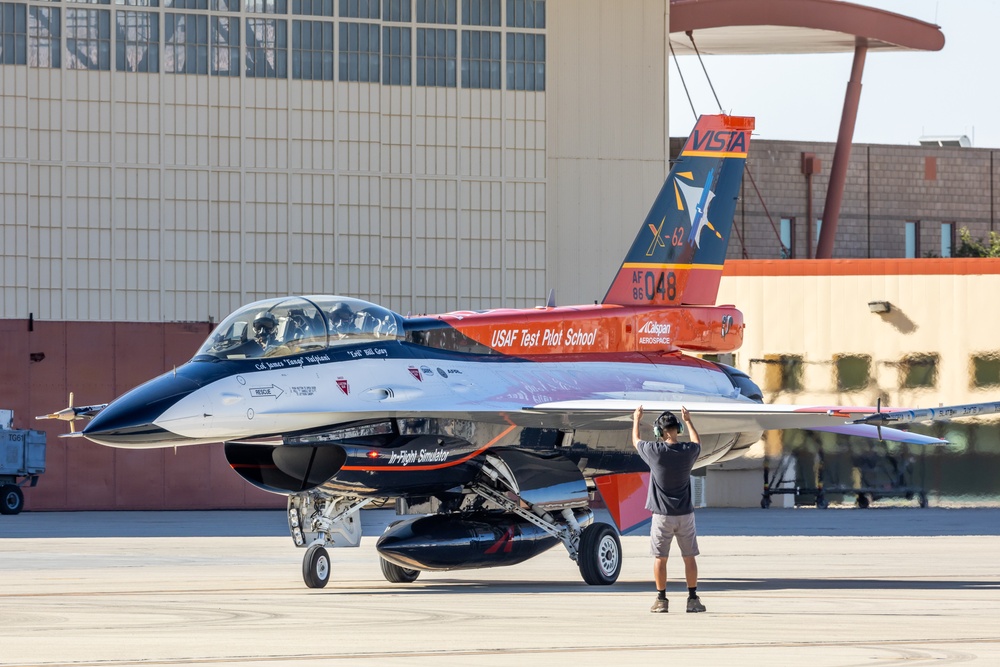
(2, 508, 999, 666)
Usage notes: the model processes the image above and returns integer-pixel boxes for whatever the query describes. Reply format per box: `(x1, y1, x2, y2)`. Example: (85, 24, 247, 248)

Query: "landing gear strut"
(288, 494, 372, 589)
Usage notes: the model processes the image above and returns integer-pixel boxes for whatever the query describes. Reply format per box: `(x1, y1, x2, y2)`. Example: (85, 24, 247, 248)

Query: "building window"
(341, 0, 379, 18)
(292, 19, 334, 80)
(164, 14, 208, 73)
(462, 0, 499, 26)
(246, 18, 287, 77)
(117, 0, 160, 6)
(383, 0, 410, 21)
(941, 222, 954, 258)
(164, 0, 209, 9)
(779, 217, 794, 259)
(416, 27, 455, 86)
(339, 21, 379, 81)
(381, 25, 410, 84)
(246, 0, 287, 12)
(835, 354, 870, 392)
(212, 16, 239, 75)
(28, 6, 60, 68)
(66, 9, 111, 70)
(116, 11, 159, 72)
(416, 0, 455, 24)
(761, 354, 803, 393)
(212, 0, 240, 10)
(506, 31, 543, 90)
(461, 29, 499, 88)
(900, 353, 938, 389)
(506, 0, 543, 28)
(0, 3, 28, 66)
(293, 0, 335, 16)
(971, 353, 1000, 389)
(905, 221, 919, 258)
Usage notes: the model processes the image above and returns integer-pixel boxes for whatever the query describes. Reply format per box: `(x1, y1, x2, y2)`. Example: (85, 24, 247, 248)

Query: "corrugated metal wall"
(0, 319, 281, 510)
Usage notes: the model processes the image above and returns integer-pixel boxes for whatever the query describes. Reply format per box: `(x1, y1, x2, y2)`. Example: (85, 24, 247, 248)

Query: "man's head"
(331, 302, 355, 330)
(252, 312, 278, 344)
(653, 411, 681, 439)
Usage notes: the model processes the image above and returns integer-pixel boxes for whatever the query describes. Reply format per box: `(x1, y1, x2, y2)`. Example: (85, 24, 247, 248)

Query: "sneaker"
(650, 597, 669, 613)
(686, 596, 706, 613)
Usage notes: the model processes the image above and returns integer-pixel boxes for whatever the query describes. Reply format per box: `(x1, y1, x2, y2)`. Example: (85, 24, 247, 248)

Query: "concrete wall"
(719, 259, 1000, 409)
(547, 0, 670, 306)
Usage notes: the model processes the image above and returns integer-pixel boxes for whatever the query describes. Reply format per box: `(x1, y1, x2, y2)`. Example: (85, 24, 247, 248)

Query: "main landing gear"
(470, 482, 622, 586)
(287, 479, 623, 589)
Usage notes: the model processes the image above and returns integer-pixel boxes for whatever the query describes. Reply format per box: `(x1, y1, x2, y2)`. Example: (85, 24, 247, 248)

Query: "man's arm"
(631, 405, 643, 450)
(681, 406, 700, 444)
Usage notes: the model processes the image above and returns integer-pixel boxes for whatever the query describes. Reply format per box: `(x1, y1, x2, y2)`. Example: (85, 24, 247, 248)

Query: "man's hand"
(631, 405, 644, 449)
(680, 406, 701, 445)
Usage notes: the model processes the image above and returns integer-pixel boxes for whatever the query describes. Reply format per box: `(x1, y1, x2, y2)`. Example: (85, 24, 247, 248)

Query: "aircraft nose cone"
(83, 373, 201, 447)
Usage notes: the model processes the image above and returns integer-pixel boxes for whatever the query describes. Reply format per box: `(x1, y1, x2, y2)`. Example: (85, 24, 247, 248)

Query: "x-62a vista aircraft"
(41, 115, 1000, 589)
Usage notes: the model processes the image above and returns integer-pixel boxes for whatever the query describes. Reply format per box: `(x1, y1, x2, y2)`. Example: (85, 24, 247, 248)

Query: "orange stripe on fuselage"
(723, 258, 1000, 277)
(341, 424, 517, 472)
(436, 302, 744, 355)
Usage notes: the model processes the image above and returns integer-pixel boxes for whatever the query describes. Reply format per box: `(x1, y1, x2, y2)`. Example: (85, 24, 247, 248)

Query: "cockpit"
(196, 296, 405, 360)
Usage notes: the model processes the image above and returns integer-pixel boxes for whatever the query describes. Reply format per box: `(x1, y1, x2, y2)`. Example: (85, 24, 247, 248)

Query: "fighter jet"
(40, 115, 1000, 589)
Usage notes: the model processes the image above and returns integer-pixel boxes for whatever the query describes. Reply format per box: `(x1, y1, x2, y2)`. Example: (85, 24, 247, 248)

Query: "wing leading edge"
(524, 398, 1000, 444)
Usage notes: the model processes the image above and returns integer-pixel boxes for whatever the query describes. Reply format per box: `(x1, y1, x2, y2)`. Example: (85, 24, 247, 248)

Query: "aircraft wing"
(522, 399, 1000, 443)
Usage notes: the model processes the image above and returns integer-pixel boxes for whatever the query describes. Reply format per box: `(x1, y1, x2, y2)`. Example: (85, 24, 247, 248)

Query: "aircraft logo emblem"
(336, 377, 349, 395)
(408, 366, 422, 382)
(721, 314, 733, 338)
(674, 169, 723, 249)
(645, 217, 667, 256)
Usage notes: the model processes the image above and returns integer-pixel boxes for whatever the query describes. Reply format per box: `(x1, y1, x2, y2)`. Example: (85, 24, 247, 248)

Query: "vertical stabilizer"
(603, 114, 754, 306)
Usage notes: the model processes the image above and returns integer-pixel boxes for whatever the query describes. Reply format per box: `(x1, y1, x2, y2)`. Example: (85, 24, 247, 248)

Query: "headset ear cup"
(653, 426, 662, 438)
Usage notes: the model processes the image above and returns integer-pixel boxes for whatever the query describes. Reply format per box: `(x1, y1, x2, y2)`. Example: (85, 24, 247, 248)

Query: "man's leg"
(682, 555, 697, 588)
(654, 556, 668, 591)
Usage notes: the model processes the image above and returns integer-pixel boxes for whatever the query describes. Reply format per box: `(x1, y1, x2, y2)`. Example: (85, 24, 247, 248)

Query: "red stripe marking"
(341, 424, 517, 472)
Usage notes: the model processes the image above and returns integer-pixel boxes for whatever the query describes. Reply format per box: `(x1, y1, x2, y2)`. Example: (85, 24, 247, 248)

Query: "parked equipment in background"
(761, 441, 927, 509)
(0, 410, 46, 515)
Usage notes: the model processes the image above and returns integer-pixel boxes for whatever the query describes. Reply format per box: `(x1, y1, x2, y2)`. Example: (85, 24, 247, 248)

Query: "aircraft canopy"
(196, 296, 404, 360)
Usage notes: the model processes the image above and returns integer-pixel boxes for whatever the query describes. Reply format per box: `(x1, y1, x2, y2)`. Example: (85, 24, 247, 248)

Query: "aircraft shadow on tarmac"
(326, 577, 1000, 595)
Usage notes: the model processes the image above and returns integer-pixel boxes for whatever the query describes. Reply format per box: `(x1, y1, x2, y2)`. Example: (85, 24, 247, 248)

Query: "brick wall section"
(670, 137, 1000, 260)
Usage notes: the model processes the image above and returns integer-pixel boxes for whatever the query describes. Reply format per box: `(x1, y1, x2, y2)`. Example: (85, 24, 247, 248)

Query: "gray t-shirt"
(636, 440, 701, 516)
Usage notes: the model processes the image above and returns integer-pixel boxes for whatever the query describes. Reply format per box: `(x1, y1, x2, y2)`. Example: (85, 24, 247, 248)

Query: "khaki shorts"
(650, 512, 700, 558)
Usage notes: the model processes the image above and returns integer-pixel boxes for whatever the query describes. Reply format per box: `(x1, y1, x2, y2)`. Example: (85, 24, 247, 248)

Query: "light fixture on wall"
(868, 300, 891, 314)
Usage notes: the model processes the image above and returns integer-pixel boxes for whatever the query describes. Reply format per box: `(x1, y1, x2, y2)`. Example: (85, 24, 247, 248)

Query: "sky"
(668, 1, 1000, 148)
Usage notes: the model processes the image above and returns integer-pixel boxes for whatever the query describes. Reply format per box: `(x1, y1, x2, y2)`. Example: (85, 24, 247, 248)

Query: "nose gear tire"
(302, 544, 331, 588)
